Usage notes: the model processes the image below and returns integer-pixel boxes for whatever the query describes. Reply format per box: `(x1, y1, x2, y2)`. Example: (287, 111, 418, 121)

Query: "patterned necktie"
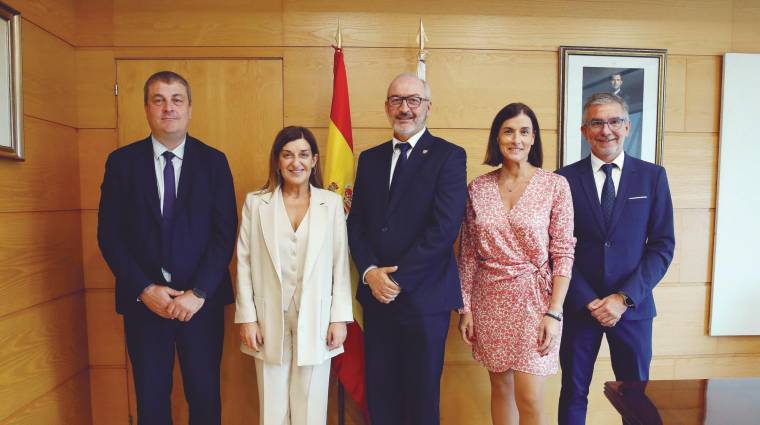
(390, 142, 411, 196)
(161, 151, 176, 270)
(601, 163, 616, 226)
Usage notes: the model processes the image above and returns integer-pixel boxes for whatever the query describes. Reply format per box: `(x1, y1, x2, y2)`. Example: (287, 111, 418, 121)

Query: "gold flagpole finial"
(335, 19, 343, 49)
(416, 18, 428, 52)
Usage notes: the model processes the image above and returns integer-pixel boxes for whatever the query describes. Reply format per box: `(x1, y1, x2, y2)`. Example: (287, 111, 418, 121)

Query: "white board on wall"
(710, 53, 760, 335)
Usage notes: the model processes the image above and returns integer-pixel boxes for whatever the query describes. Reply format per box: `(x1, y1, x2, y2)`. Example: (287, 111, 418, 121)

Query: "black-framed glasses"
(584, 117, 628, 131)
(387, 95, 429, 109)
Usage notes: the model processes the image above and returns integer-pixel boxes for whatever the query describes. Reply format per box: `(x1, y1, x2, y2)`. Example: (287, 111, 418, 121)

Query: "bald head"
(387, 73, 431, 99)
(384, 73, 432, 141)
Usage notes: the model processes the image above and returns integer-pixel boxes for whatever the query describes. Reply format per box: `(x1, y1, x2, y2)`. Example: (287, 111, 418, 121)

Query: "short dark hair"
(261, 126, 323, 193)
(143, 71, 192, 105)
(483, 103, 543, 168)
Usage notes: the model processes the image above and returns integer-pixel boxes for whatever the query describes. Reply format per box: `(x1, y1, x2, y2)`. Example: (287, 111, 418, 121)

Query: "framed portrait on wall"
(558, 46, 666, 167)
(1, 2, 23, 160)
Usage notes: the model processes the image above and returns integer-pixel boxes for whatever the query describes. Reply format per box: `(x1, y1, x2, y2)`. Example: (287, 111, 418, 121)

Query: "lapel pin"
(422, 149, 429, 155)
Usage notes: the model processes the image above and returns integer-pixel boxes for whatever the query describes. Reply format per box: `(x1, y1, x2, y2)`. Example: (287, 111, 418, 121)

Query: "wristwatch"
(617, 291, 634, 307)
(191, 288, 207, 299)
(544, 310, 563, 322)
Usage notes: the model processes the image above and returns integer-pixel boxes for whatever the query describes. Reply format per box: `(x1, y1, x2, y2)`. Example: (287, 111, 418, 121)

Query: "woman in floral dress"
(458, 103, 576, 425)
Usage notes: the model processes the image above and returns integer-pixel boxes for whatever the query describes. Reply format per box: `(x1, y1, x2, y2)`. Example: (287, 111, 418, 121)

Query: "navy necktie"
(390, 142, 411, 196)
(161, 151, 176, 270)
(601, 163, 616, 226)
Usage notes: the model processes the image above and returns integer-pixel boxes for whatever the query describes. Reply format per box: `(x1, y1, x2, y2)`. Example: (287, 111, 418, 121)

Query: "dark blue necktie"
(601, 163, 616, 226)
(161, 151, 176, 271)
(390, 142, 411, 196)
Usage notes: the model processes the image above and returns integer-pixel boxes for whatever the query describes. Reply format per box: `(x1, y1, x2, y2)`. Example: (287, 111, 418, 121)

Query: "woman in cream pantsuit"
(235, 126, 353, 425)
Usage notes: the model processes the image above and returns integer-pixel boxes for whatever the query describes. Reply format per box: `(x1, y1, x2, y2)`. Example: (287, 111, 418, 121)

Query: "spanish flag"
(325, 46, 368, 418)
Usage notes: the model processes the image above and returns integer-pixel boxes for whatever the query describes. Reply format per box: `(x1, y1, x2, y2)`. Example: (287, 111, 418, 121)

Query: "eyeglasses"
(584, 117, 628, 131)
(387, 95, 429, 109)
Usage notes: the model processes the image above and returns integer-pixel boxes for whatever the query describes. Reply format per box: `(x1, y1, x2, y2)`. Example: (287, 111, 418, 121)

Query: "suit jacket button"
(604, 241, 611, 247)
(381, 227, 388, 232)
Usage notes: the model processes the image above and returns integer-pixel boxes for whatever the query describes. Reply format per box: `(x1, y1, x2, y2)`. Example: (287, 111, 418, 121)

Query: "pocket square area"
(628, 195, 648, 200)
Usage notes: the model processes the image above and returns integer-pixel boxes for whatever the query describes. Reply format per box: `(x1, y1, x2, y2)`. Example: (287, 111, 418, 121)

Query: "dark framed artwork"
(559, 46, 666, 166)
(0, 2, 23, 160)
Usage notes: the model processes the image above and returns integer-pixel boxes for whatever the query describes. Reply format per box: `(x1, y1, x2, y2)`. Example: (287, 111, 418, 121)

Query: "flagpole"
(334, 21, 347, 425)
(416, 17, 428, 81)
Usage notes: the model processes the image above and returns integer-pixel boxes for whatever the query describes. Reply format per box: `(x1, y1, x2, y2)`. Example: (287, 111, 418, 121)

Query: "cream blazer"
(235, 186, 353, 366)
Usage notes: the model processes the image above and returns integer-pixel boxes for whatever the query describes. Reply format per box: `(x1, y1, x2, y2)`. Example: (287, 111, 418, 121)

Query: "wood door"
(116, 58, 283, 425)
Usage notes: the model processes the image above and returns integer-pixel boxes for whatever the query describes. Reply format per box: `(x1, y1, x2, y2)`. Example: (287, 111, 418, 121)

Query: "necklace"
(502, 177, 525, 192)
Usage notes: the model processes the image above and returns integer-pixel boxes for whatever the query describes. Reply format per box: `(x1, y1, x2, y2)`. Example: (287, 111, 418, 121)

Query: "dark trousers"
(363, 308, 450, 425)
(124, 301, 224, 425)
(558, 313, 653, 425)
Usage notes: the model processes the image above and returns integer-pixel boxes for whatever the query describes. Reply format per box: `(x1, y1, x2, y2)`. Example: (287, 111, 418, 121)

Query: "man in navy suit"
(556, 93, 675, 425)
(98, 71, 237, 425)
(347, 73, 467, 425)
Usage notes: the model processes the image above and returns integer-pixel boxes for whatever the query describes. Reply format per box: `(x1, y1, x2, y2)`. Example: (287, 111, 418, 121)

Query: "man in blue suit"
(556, 92, 675, 425)
(347, 73, 467, 425)
(98, 71, 237, 425)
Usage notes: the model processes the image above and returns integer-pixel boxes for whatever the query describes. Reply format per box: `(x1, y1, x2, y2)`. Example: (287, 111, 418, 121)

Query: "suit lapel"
(303, 187, 328, 284)
(378, 141, 393, 208)
(137, 138, 162, 224)
(578, 157, 606, 236)
(387, 131, 433, 214)
(173, 137, 196, 219)
(259, 189, 282, 285)
(607, 155, 637, 232)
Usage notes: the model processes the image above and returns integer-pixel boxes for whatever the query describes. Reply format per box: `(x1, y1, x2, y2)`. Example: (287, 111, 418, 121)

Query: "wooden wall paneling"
(673, 354, 760, 378)
(0, 370, 91, 425)
(22, 21, 77, 127)
(684, 56, 722, 133)
(664, 55, 687, 133)
(0, 118, 79, 213)
(77, 50, 117, 129)
(85, 289, 125, 366)
(111, 46, 285, 59)
(111, 0, 284, 47)
(0, 294, 89, 420)
(282, 0, 733, 55)
(716, 336, 760, 355)
(284, 47, 557, 130)
(663, 132, 717, 209)
(652, 284, 716, 356)
(3, 0, 76, 45)
(284, 47, 416, 129)
(79, 129, 118, 211)
(440, 364, 491, 424)
(731, 0, 760, 52)
(75, 0, 115, 47)
(90, 368, 129, 425)
(0, 211, 83, 317)
(81, 210, 114, 289)
(428, 50, 557, 130)
(678, 209, 713, 283)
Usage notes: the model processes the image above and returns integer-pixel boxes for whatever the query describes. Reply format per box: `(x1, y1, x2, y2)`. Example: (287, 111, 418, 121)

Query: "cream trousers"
(254, 299, 331, 425)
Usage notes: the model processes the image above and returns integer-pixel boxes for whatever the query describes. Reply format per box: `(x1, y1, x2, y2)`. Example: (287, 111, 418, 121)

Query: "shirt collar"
(152, 135, 186, 160)
(590, 150, 625, 173)
(392, 127, 426, 150)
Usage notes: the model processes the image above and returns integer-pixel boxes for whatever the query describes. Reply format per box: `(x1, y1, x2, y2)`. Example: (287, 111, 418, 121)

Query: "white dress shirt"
(590, 151, 625, 202)
(152, 136, 185, 282)
(277, 190, 310, 312)
(388, 127, 426, 187)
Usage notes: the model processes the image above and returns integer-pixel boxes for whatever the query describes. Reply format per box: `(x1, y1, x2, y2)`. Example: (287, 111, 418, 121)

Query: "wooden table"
(604, 378, 760, 425)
